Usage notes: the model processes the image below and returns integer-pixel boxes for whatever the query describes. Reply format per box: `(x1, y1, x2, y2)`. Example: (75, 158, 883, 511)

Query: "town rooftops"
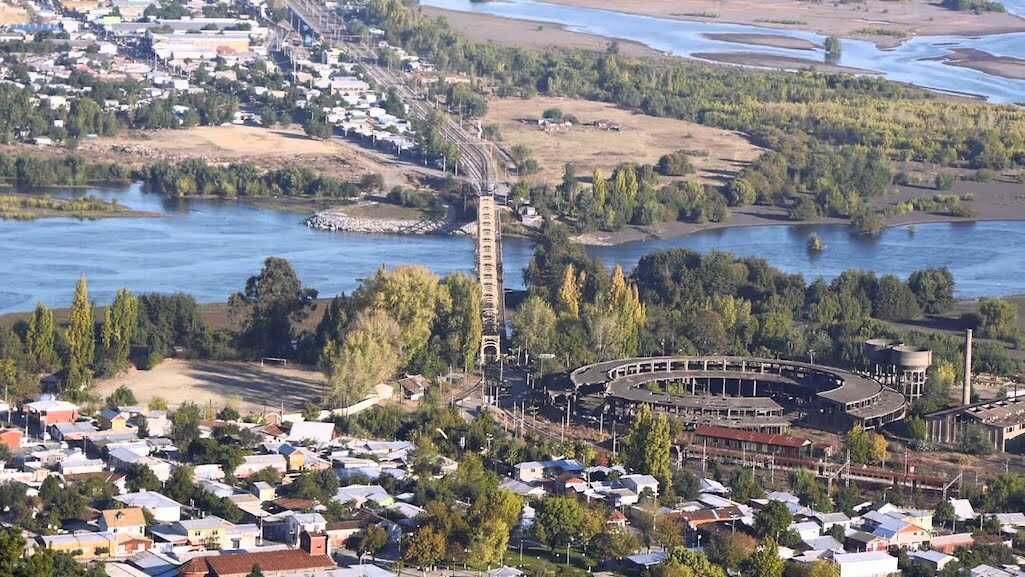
(115, 491, 183, 510)
(834, 551, 897, 564)
(286, 421, 334, 444)
(178, 549, 335, 576)
(693, 425, 811, 448)
(25, 399, 78, 412)
(102, 507, 145, 528)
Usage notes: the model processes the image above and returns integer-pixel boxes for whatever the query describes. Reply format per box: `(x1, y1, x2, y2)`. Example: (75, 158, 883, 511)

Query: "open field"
(0, 1, 30, 25)
(93, 359, 329, 414)
(535, 0, 1025, 47)
(484, 96, 763, 185)
(76, 125, 439, 190)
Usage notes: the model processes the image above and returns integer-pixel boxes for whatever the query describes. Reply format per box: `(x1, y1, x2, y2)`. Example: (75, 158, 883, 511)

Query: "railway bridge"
(284, 0, 506, 361)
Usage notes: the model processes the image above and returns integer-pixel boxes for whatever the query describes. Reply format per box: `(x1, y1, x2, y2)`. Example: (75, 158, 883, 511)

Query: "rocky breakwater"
(305, 208, 465, 235)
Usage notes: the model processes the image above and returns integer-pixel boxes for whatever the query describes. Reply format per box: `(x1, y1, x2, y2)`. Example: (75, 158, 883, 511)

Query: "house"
(99, 508, 146, 536)
(488, 568, 524, 577)
(334, 485, 392, 507)
(620, 474, 658, 498)
(515, 461, 544, 483)
(0, 428, 22, 451)
(115, 491, 183, 523)
(692, 426, 813, 458)
(39, 532, 118, 560)
(813, 511, 852, 532)
(234, 454, 287, 478)
(250, 481, 276, 502)
(949, 498, 976, 522)
(845, 531, 889, 553)
(929, 533, 974, 554)
(791, 521, 822, 541)
(24, 398, 79, 434)
(971, 566, 1020, 577)
(834, 551, 899, 577)
(499, 478, 545, 498)
(286, 421, 334, 446)
(396, 374, 428, 401)
(99, 408, 132, 431)
(911, 550, 956, 572)
(177, 549, 335, 577)
(698, 478, 730, 495)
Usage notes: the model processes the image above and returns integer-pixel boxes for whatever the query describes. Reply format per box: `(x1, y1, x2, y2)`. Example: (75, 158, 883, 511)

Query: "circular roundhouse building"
(569, 356, 907, 433)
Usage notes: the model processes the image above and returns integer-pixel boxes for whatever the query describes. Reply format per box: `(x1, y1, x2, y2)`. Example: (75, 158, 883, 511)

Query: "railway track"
(286, 0, 505, 360)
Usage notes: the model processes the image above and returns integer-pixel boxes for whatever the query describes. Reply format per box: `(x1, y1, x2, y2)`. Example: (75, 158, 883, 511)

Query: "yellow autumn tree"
(557, 263, 581, 318)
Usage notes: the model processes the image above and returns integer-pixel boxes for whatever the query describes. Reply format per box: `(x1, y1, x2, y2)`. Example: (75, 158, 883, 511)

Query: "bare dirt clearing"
(485, 97, 762, 185)
(93, 358, 328, 414)
(80, 125, 437, 189)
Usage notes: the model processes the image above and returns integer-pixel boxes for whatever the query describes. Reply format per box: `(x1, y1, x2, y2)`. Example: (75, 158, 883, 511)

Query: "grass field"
(484, 96, 762, 185)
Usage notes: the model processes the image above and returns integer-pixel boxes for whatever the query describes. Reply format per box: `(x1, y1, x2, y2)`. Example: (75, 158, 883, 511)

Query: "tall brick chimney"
(962, 329, 973, 406)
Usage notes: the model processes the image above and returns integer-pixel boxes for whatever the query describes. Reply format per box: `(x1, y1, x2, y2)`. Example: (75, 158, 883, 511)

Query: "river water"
(420, 0, 1025, 103)
(2, 186, 1025, 313)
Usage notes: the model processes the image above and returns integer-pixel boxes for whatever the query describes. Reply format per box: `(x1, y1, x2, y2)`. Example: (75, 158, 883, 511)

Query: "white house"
(514, 462, 544, 483)
(620, 474, 658, 497)
(834, 551, 899, 577)
(115, 491, 184, 523)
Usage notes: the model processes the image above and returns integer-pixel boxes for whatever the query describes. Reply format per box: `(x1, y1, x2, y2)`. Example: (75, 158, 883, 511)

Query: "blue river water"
(1, 186, 1024, 313)
(419, 0, 1025, 103)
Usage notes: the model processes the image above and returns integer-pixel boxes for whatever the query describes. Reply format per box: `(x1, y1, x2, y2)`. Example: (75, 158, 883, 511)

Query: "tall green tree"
(102, 289, 138, 372)
(746, 540, 785, 577)
(65, 276, 95, 394)
(229, 257, 318, 358)
(439, 273, 482, 372)
(25, 302, 56, 372)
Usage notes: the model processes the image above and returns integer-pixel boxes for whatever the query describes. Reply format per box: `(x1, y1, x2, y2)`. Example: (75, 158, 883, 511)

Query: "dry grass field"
(77, 125, 434, 189)
(0, 2, 30, 25)
(93, 359, 329, 415)
(485, 97, 762, 185)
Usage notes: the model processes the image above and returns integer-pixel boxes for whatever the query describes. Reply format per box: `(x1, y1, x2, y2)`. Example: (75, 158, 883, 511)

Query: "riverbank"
(0, 193, 155, 221)
(935, 48, 1025, 82)
(305, 201, 470, 235)
(703, 33, 819, 50)
(420, 6, 663, 57)
(692, 52, 876, 75)
(529, 0, 1025, 48)
(572, 178, 1025, 245)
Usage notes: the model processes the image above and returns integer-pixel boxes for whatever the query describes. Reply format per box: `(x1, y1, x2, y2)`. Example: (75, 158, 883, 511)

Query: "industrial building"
(922, 329, 1025, 453)
(864, 339, 932, 401)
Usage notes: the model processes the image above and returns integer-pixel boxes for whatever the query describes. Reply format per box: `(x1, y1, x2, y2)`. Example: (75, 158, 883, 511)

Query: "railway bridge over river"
(285, 0, 506, 362)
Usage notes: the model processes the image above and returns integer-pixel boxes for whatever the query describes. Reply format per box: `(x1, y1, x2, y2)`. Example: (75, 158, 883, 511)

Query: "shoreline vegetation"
(0, 193, 153, 220)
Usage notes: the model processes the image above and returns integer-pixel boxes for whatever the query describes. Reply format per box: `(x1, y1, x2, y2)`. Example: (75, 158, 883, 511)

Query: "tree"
(170, 403, 202, 450)
(247, 565, 265, 577)
(25, 302, 56, 371)
(908, 268, 955, 314)
(657, 150, 694, 176)
(322, 309, 401, 408)
(468, 518, 509, 567)
(352, 266, 448, 363)
(101, 288, 139, 372)
(650, 515, 683, 550)
(607, 265, 646, 358)
(755, 500, 793, 540)
(105, 385, 137, 408)
(557, 264, 581, 318)
(357, 525, 389, 560)
(623, 405, 672, 495)
(403, 525, 446, 572)
(934, 500, 956, 530)
(229, 257, 318, 358)
(533, 496, 583, 551)
(873, 275, 921, 321)
(824, 36, 842, 62)
(732, 469, 766, 502)
(978, 298, 1018, 340)
(590, 527, 640, 561)
(745, 540, 784, 577)
(126, 463, 161, 492)
(959, 423, 994, 455)
(844, 425, 887, 465)
(906, 416, 927, 441)
(706, 532, 756, 571)
(65, 275, 95, 394)
(439, 273, 482, 372)
(511, 295, 556, 359)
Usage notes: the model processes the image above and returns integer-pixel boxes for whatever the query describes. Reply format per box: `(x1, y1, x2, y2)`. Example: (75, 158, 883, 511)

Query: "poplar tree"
(26, 302, 56, 371)
(608, 266, 646, 357)
(557, 264, 581, 318)
(624, 404, 653, 473)
(65, 276, 95, 393)
(102, 289, 138, 372)
(592, 169, 607, 214)
(645, 412, 673, 495)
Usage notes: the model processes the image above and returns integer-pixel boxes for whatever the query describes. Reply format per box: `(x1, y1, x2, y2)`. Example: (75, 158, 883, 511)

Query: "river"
(2, 186, 1025, 314)
(419, 0, 1025, 103)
